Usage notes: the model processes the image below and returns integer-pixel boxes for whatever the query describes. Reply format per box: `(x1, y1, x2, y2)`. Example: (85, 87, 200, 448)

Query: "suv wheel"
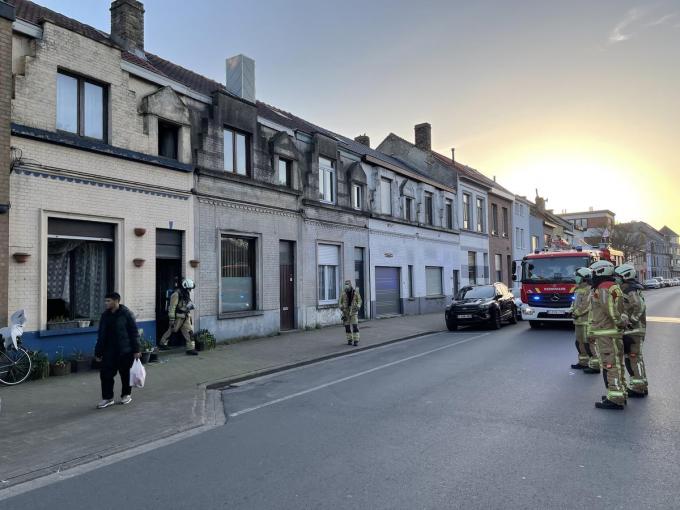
(489, 309, 502, 330)
(509, 305, 518, 324)
(446, 318, 458, 331)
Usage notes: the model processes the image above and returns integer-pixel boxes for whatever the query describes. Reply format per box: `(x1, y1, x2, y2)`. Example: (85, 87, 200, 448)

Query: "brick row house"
(7, 0, 667, 356)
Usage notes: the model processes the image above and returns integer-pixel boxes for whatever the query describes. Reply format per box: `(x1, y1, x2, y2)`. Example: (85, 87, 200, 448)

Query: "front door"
(155, 229, 183, 342)
(354, 247, 365, 319)
(279, 241, 295, 331)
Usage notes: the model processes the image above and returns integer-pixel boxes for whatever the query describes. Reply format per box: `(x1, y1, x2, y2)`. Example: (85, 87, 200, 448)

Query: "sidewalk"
(0, 313, 445, 488)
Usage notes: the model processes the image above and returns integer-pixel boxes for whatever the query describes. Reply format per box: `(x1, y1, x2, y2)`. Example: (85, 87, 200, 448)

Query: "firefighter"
(159, 278, 198, 355)
(615, 263, 648, 398)
(590, 260, 629, 410)
(570, 267, 594, 370)
(339, 280, 362, 346)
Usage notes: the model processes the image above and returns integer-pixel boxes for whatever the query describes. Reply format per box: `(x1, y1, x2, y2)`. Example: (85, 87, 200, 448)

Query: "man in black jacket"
(94, 292, 141, 409)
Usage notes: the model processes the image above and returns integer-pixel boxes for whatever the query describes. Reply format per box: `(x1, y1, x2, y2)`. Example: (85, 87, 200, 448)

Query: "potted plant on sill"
(70, 349, 91, 373)
(47, 316, 80, 330)
(29, 350, 50, 380)
(194, 329, 216, 352)
(139, 337, 154, 364)
(50, 348, 72, 377)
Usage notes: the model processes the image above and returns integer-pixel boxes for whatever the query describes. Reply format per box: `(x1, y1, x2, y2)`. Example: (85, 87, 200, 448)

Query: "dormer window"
(158, 120, 179, 160)
(319, 157, 335, 203)
(278, 158, 292, 187)
(224, 128, 249, 175)
(56, 71, 107, 141)
(351, 183, 363, 210)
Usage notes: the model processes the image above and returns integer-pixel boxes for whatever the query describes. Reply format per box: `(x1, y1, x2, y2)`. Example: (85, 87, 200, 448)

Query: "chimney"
(414, 123, 431, 151)
(226, 54, 256, 103)
(451, 148, 455, 164)
(110, 0, 145, 55)
(354, 134, 370, 147)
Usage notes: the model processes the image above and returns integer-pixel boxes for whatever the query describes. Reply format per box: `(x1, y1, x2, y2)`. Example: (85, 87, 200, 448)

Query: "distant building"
(660, 226, 680, 278)
(558, 209, 616, 247)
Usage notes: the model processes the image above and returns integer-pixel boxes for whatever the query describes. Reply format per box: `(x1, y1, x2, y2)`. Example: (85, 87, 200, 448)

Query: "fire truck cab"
(514, 245, 623, 327)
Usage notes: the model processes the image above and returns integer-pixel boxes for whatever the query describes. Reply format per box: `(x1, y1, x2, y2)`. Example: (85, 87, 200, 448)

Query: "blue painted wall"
(20, 321, 157, 361)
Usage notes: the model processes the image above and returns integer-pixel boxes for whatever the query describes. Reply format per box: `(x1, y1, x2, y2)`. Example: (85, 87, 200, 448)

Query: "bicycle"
(0, 341, 32, 385)
(0, 309, 32, 385)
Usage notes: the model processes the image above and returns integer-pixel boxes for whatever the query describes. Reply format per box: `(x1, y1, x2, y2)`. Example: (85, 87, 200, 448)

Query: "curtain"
(47, 240, 84, 302)
(73, 243, 109, 319)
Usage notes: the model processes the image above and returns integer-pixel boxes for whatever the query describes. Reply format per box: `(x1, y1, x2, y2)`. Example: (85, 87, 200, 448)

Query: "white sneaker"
(119, 395, 132, 405)
(97, 399, 115, 409)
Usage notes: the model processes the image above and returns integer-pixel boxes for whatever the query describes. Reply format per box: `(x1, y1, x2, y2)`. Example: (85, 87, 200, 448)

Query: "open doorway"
(155, 229, 183, 343)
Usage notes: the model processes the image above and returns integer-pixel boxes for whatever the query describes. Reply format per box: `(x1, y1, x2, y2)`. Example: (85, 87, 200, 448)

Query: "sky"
(37, 0, 680, 233)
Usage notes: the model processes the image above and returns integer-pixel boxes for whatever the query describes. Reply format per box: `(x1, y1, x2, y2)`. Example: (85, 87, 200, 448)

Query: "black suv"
(445, 283, 518, 331)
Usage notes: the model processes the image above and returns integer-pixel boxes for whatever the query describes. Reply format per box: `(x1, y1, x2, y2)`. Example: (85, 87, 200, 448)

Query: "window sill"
(425, 295, 446, 300)
(39, 326, 98, 337)
(317, 303, 339, 310)
(218, 310, 264, 320)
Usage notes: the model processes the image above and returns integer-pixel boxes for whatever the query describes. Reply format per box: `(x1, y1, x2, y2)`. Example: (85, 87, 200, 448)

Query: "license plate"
(458, 314, 473, 319)
(548, 310, 565, 315)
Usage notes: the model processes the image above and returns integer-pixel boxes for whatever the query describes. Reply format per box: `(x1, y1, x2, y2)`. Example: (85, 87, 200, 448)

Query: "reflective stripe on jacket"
(621, 282, 646, 335)
(571, 284, 592, 326)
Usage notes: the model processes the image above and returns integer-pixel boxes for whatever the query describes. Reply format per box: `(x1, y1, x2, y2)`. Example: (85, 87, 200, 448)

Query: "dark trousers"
(100, 353, 134, 400)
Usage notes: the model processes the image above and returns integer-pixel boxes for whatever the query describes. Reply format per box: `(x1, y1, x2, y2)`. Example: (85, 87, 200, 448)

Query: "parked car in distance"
(644, 279, 661, 289)
(445, 283, 518, 331)
(652, 277, 666, 288)
(672, 278, 680, 287)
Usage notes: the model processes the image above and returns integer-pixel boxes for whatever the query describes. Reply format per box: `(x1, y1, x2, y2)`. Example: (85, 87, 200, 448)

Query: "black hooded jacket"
(95, 305, 140, 358)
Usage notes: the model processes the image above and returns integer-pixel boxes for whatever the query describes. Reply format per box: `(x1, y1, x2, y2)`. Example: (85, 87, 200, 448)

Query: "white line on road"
(229, 332, 490, 418)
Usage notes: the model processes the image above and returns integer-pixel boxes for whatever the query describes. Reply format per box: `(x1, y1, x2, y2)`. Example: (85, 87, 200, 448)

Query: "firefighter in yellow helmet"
(339, 280, 362, 346)
(159, 278, 198, 355)
(570, 267, 595, 370)
(615, 263, 648, 398)
(590, 260, 628, 410)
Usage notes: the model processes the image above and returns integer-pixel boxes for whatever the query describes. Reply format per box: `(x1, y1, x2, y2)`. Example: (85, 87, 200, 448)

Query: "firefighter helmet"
(181, 278, 195, 290)
(574, 267, 593, 284)
(590, 260, 615, 277)
(615, 263, 636, 281)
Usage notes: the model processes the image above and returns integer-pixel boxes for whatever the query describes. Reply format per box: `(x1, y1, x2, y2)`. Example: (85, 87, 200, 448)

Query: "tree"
(610, 223, 647, 262)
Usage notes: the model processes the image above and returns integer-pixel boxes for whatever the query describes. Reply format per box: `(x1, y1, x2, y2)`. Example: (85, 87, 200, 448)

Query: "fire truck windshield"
(522, 256, 590, 283)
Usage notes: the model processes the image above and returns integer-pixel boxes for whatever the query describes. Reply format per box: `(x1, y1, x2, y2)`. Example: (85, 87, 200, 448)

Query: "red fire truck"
(514, 245, 624, 328)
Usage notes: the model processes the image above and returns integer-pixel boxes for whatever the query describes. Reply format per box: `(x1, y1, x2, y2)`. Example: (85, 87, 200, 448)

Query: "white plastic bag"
(129, 359, 146, 388)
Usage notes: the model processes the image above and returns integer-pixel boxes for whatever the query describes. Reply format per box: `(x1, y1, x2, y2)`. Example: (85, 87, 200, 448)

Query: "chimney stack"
(354, 134, 370, 147)
(451, 147, 455, 164)
(226, 54, 256, 103)
(414, 123, 431, 151)
(110, 0, 145, 55)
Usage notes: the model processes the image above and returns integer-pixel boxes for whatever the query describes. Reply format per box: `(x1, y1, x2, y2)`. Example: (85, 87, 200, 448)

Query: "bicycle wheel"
(0, 347, 32, 385)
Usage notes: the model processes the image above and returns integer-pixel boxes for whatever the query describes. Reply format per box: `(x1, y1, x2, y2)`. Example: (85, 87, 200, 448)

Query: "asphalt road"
(3, 287, 680, 510)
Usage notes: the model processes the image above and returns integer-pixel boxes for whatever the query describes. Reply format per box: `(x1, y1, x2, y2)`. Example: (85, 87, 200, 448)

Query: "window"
(380, 178, 392, 215)
(318, 244, 340, 303)
(56, 71, 106, 140)
(425, 266, 443, 296)
(445, 199, 453, 229)
(468, 251, 477, 284)
(463, 193, 471, 229)
(495, 254, 502, 282)
(224, 128, 249, 175)
(424, 192, 434, 225)
(220, 236, 256, 312)
(47, 218, 114, 324)
(408, 265, 414, 298)
(351, 184, 363, 210)
(278, 158, 292, 187)
(491, 204, 499, 235)
(520, 229, 525, 249)
(476, 197, 485, 233)
(515, 203, 525, 217)
(318, 157, 336, 203)
(502, 207, 509, 237)
(515, 227, 521, 248)
(531, 235, 539, 252)
(404, 197, 414, 221)
(158, 120, 179, 160)
(483, 253, 489, 282)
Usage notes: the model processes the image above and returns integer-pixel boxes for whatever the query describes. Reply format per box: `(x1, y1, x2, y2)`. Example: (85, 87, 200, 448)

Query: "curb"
(206, 328, 445, 390)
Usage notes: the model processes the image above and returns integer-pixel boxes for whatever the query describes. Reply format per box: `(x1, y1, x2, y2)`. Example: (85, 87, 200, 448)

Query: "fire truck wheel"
(529, 320, 541, 329)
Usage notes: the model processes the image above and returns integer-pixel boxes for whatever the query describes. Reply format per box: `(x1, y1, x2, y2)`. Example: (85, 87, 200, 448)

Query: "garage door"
(375, 266, 401, 317)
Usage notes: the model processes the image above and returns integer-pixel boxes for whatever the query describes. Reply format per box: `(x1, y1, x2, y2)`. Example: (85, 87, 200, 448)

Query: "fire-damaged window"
(158, 120, 179, 160)
(47, 218, 115, 326)
(220, 236, 256, 313)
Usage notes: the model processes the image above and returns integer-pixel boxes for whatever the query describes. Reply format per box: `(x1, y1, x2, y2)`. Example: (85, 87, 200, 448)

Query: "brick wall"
(0, 6, 14, 327)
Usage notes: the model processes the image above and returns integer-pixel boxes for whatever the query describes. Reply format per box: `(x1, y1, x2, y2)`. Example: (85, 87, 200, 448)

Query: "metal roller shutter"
(375, 266, 401, 317)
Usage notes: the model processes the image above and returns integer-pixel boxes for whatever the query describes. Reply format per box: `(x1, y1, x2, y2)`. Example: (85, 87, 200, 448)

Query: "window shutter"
(318, 244, 339, 265)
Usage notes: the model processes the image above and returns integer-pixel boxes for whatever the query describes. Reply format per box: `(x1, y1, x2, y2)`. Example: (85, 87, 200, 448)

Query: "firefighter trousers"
(343, 314, 359, 343)
(574, 324, 590, 366)
(595, 334, 626, 405)
(623, 334, 647, 393)
(160, 316, 195, 351)
(586, 330, 601, 370)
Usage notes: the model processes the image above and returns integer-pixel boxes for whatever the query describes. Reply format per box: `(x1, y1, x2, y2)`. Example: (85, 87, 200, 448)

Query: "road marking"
(229, 332, 490, 418)
(647, 316, 680, 324)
